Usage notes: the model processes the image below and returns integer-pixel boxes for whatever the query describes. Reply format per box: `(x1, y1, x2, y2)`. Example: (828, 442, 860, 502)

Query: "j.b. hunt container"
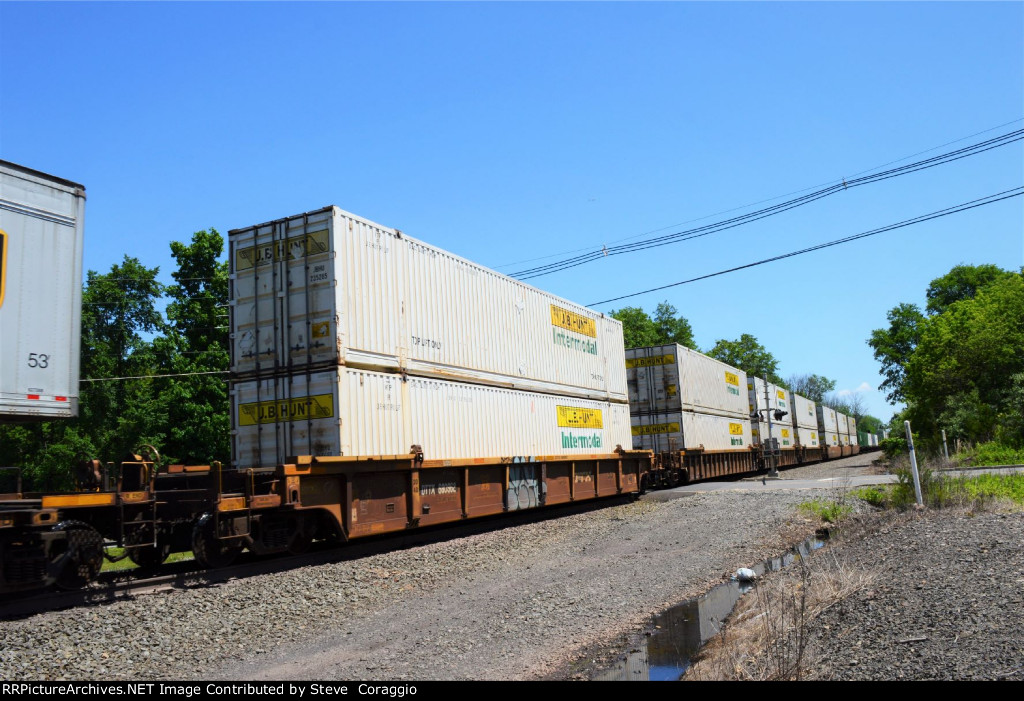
(748, 377, 792, 448)
(817, 405, 841, 455)
(231, 366, 632, 468)
(229, 206, 626, 403)
(790, 392, 819, 431)
(625, 345, 749, 419)
(630, 411, 752, 453)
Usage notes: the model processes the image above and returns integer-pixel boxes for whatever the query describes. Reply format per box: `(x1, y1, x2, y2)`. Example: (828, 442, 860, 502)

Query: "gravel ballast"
(806, 508, 1024, 681)
(0, 489, 816, 681)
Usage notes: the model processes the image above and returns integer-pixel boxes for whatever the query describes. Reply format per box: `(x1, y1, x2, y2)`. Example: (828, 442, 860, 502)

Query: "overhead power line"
(588, 186, 1024, 307)
(513, 128, 1024, 280)
(80, 370, 229, 383)
(493, 117, 1024, 271)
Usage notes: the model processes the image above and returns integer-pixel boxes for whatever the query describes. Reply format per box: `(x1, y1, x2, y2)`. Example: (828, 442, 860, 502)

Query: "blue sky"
(2, 1, 1021, 422)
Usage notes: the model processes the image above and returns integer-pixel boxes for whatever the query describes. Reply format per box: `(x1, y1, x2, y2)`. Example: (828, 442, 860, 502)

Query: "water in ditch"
(592, 534, 827, 681)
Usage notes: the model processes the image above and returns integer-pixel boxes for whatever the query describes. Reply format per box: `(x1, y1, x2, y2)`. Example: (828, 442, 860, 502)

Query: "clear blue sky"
(2, 1, 1021, 422)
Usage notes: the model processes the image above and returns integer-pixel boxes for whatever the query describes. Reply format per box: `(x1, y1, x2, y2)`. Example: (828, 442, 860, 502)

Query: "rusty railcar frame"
(205, 449, 652, 547)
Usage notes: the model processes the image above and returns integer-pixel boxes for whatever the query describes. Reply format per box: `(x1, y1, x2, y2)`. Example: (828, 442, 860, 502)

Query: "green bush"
(879, 436, 908, 459)
(958, 441, 1024, 467)
(850, 486, 887, 507)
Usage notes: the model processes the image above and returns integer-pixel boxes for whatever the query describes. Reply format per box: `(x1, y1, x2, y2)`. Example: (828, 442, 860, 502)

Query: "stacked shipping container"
(747, 377, 795, 450)
(789, 392, 821, 450)
(626, 345, 752, 453)
(229, 206, 632, 466)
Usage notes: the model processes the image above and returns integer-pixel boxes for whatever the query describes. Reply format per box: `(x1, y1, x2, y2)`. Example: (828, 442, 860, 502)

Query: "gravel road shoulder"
(806, 508, 1024, 680)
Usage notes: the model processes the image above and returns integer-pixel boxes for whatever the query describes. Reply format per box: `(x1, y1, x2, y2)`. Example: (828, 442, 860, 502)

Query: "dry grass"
(685, 549, 876, 681)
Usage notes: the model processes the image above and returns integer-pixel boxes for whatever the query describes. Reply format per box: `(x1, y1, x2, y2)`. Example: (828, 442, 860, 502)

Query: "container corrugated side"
(630, 411, 752, 453)
(817, 406, 840, 445)
(836, 412, 851, 445)
(790, 393, 818, 430)
(231, 367, 632, 467)
(0, 162, 84, 420)
(751, 420, 796, 448)
(626, 345, 748, 418)
(747, 378, 790, 419)
(229, 207, 626, 403)
(795, 426, 820, 448)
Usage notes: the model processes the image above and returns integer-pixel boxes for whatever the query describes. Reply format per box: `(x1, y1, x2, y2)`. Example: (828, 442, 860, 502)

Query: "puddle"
(592, 534, 827, 681)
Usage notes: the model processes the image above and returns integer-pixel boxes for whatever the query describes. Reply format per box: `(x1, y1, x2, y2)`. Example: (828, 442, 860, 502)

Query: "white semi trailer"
(0, 160, 85, 421)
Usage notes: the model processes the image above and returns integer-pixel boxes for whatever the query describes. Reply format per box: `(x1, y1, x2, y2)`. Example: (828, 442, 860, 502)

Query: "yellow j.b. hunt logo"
(725, 372, 739, 386)
(625, 353, 674, 369)
(238, 394, 334, 425)
(631, 422, 680, 436)
(550, 304, 597, 338)
(235, 229, 330, 271)
(556, 406, 603, 429)
(729, 422, 744, 435)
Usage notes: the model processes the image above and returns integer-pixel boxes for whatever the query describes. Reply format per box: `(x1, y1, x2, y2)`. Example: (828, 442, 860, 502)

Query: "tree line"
(868, 263, 1023, 451)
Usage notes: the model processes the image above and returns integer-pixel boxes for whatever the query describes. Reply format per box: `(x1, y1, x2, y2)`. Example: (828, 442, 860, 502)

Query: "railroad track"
(0, 494, 633, 620)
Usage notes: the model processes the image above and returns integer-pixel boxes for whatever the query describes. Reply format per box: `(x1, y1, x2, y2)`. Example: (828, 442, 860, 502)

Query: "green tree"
(857, 414, 883, 434)
(925, 263, 1017, 316)
(77, 257, 167, 465)
(786, 373, 836, 403)
(610, 306, 660, 349)
(903, 273, 1024, 442)
(652, 302, 696, 349)
(707, 334, 784, 386)
(867, 303, 925, 403)
(611, 301, 695, 349)
(152, 230, 230, 464)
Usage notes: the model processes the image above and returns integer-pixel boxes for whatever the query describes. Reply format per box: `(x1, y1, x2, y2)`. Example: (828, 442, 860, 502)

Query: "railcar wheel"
(191, 513, 241, 569)
(51, 520, 105, 590)
(286, 516, 312, 555)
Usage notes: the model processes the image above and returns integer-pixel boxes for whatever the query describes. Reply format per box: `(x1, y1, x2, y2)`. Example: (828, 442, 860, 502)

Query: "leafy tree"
(903, 273, 1024, 441)
(786, 373, 836, 403)
(707, 334, 785, 386)
(610, 306, 660, 349)
(857, 414, 883, 434)
(77, 257, 167, 465)
(153, 230, 230, 464)
(867, 303, 925, 404)
(652, 302, 696, 349)
(925, 263, 1017, 316)
(611, 301, 695, 349)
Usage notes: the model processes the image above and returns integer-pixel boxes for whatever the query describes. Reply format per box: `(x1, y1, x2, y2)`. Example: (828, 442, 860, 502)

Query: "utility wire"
(493, 117, 1024, 271)
(80, 370, 229, 383)
(514, 129, 1024, 279)
(588, 186, 1024, 307)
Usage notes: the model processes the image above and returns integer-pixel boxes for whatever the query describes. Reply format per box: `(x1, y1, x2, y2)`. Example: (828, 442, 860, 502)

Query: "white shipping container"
(748, 377, 790, 421)
(751, 420, 796, 448)
(836, 412, 851, 445)
(229, 206, 626, 403)
(0, 161, 84, 421)
(631, 411, 752, 453)
(626, 345, 748, 418)
(795, 426, 820, 448)
(790, 393, 818, 430)
(231, 367, 632, 467)
(817, 406, 840, 446)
